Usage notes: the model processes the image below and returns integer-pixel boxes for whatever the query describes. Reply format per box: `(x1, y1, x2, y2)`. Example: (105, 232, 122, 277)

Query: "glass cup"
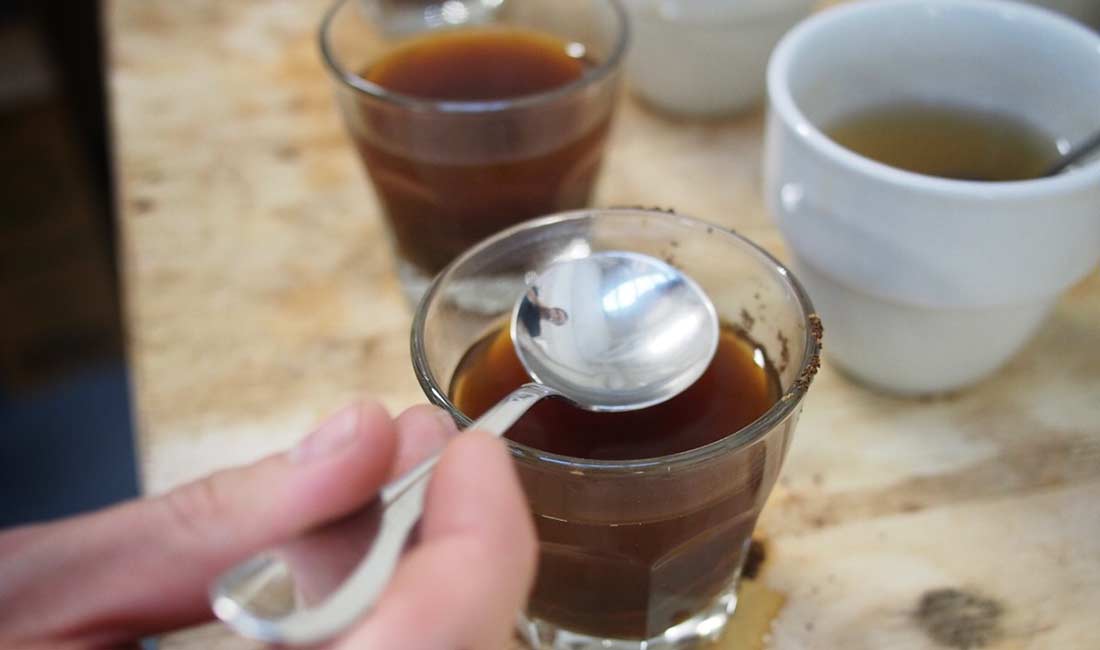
(411, 208, 822, 650)
(320, 0, 628, 303)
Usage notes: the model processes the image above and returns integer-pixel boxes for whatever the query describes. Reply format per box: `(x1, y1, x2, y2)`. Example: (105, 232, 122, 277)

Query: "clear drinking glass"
(411, 208, 822, 650)
(320, 0, 628, 303)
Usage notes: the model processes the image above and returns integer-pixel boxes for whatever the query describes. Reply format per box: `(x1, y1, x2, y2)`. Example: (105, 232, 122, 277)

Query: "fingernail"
(291, 405, 360, 463)
(429, 406, 460, 437)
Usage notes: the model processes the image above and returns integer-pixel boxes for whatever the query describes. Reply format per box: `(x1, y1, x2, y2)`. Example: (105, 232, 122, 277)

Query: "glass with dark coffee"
(320, 0, 626, 302)
(412, 209, 822, 650)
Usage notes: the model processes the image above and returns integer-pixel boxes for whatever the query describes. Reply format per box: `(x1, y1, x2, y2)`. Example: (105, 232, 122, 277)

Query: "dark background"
(0, 0, 138, 527)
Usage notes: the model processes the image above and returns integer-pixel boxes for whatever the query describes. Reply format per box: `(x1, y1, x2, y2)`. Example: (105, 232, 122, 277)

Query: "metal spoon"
(1043, 130, 1100, 176)
(210, 251, 719, 645)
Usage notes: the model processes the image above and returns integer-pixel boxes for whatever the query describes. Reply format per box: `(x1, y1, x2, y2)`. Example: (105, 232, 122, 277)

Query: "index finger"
(333, 431, 537, 650)
(390, 405, 461, 478)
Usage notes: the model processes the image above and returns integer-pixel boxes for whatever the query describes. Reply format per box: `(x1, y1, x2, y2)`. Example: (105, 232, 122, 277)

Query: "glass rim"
(318, 0, 630, 114)
(410, 208, 823, 473)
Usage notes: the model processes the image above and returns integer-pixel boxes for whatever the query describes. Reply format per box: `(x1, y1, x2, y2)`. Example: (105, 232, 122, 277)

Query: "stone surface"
(107, 1, 1100, 648)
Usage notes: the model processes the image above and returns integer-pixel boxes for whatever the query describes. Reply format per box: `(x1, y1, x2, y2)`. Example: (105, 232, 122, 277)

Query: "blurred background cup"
(623, 0, 814, 117)
(764, 0, 1100, 396)
(1022, 0, 1100, 30)
(320, 0, 628, 303)
(412, 208, 821, 650)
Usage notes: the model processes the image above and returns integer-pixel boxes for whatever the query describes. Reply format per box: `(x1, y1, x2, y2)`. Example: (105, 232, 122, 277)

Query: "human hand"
(0, 401, 537, 649)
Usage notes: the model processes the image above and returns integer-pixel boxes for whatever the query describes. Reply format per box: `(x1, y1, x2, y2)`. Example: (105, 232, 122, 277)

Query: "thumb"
(3, 400, 399, 643)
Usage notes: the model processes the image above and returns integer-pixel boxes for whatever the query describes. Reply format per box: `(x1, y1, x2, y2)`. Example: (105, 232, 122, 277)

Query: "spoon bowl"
(514, 251, 719, 411)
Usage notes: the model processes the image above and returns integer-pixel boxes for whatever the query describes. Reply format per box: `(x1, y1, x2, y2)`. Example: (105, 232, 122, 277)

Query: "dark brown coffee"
(452, 323, 779, 459)
(450, 322, 780, 638)
(352, 28, 611, 275)
(826, 103, 1058, 181)
(365, 29, 584, 101)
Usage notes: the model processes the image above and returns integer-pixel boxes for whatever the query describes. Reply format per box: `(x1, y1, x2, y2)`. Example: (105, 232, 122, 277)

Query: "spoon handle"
(1045, 129, 1100, 176)
(211, 383, 556, 645)
(463, 381, 559, 436)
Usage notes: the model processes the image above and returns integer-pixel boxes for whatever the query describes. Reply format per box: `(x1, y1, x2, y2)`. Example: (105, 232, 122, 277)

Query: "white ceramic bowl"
(624, 0, 815, 117)
(764, 0, 1100, 395)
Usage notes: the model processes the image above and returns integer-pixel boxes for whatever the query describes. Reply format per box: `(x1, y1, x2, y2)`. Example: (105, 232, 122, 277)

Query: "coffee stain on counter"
(914, 588, 1004, 649)
(707, 539, 788, 650)
(709, 579, 788, 650)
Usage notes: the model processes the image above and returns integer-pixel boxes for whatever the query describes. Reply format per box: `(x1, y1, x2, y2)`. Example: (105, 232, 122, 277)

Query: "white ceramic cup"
(624, 0, 815, 117)
(764, 0, 1100, 395)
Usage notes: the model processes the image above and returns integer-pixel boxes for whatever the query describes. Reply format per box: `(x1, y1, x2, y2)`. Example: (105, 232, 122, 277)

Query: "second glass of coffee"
(320, 0, 627, 301)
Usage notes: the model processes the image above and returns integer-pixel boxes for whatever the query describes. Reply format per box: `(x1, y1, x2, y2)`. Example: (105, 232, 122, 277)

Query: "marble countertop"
(107, 2, 1100, 648)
